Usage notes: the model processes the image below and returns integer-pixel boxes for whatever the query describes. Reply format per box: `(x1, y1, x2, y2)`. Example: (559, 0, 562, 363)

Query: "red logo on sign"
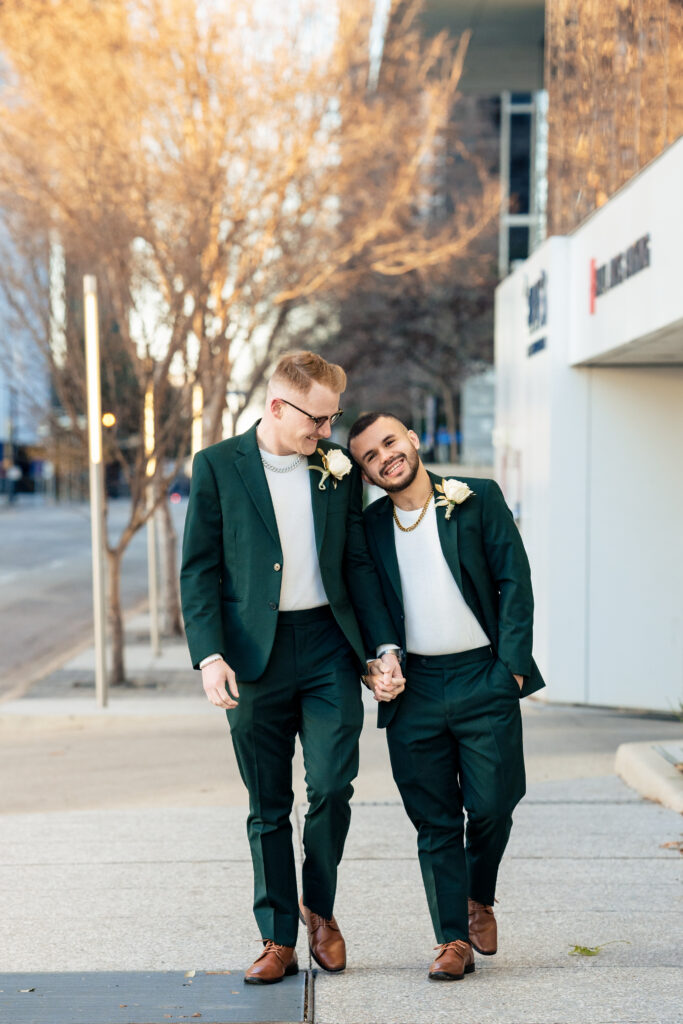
(589, 258, 596, 315)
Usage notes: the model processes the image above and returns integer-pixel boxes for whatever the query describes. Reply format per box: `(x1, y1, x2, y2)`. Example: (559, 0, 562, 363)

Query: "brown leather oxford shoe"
(299, 897, 346, 972)
(468, 898, 498, 955)
(244, 941, 298, 985)
(428, 939, 475, 981)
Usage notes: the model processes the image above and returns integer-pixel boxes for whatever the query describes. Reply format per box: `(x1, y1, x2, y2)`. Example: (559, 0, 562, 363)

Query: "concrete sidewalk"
(1, 624, 682, 1023)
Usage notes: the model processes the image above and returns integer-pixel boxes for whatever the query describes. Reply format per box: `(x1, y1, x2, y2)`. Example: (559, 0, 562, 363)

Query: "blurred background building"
(495, 0, 683, 712)
(0, 266, 49, 499)
(422, 0, 547, 275)
(335, 0, 547, 463)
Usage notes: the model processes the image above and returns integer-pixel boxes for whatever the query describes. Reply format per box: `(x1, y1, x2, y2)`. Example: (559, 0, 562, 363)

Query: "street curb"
(0, 697, 214, 730)
(0, 598, 150, 705)
(615, 739, 683, 814)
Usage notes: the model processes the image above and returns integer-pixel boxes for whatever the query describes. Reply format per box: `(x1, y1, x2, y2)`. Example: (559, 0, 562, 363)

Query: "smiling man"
(180, 354, 402, 984)
(348, 412, 545, 982)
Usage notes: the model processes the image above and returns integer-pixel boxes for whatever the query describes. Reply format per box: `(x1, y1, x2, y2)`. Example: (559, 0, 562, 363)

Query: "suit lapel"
(371, 498, 403, 606)
(234, 423, 280, 546)
(307, 450, 330, 555)
(431, 471, 464, 595)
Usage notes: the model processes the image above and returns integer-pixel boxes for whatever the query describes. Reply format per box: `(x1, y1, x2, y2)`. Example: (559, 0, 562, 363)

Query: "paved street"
(0, 498, 185, 698)
(1, 676, 681, 1024)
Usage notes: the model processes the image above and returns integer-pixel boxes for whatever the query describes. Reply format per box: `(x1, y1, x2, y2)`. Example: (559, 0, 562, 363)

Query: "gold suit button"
(274, 562, 282, 571)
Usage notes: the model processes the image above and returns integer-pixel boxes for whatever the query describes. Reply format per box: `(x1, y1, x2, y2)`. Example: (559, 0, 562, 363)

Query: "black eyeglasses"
(276, 397, 344, 429)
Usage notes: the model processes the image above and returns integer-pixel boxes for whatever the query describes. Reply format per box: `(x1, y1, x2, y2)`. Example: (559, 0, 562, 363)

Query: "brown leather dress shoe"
(468, 898, 498, 955)
(244, 941, 298, 985)
(299, 897, 346, 972)
(428, 939, 475, 981)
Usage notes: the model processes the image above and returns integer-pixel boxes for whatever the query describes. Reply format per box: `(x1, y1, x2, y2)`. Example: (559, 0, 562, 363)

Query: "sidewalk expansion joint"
(0, 971, 307, 1024)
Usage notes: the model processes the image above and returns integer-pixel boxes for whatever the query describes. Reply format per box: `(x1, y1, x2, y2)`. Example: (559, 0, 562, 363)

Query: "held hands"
(363, 651, 406, 703)
(201, 658, 240, 709)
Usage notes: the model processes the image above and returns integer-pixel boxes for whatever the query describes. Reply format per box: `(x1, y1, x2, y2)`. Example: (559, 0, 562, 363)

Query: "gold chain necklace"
(393, 490, 434, 533)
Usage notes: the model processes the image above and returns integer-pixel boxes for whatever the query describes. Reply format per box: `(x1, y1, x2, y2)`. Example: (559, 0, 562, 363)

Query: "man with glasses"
(181, 351, 403, 984)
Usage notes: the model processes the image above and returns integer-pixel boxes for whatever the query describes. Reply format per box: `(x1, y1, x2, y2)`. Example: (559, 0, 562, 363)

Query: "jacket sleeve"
(180, 451, 226, 669)
(480, 479, 534, 678)
(342, 466, 399, 654)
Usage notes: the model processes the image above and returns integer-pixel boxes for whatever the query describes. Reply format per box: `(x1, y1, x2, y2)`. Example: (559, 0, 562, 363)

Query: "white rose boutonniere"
(434, 478, 474, 519)
(309, 447, 352, 490)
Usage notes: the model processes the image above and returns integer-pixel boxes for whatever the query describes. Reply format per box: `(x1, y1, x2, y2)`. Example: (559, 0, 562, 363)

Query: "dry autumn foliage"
(0, 0, 498, 683)
(546, 0, 683, 234)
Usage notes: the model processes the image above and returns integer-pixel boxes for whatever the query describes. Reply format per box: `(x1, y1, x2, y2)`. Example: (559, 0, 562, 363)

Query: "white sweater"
(393, 500, 489, 655)
(260, 450, 328, 611)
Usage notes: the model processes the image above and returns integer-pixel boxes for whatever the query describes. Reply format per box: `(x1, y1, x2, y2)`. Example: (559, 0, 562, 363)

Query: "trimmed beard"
(376, 448, 420, 493)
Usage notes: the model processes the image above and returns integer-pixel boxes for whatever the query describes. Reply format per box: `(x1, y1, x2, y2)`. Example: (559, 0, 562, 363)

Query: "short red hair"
(271, 351, 346, 395)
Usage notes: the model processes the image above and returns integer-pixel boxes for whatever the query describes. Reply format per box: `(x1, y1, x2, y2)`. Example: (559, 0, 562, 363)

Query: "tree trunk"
(440, 382, 459, 464)
(106, 547, 126, 685)
(157, 495, 183, 637)
(204, 372, 228, 446)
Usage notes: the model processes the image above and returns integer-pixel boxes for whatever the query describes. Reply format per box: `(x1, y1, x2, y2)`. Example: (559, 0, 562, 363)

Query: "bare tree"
(319, 254, 496, 455)
(546, 0, 683, 234)
(319, 82, 501, 455)
(0, 0, 498, 682)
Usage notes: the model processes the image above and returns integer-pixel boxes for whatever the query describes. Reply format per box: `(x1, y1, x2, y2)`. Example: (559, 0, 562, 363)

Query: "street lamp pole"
(144, 382, 161, 657)
(83, 275, 108, 708)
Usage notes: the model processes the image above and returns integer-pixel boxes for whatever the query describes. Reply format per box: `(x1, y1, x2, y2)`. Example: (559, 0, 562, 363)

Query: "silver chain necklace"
(260, 453, 304, 474)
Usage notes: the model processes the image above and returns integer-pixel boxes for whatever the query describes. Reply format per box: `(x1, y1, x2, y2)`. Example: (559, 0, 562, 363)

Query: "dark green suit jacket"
(363, 472, 546, 728)
(180, 421, 397, 680)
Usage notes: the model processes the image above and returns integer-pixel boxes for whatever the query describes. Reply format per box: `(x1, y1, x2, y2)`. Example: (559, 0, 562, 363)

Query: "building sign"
(527, 270, 547, 332)
(526, 270, 547, 356)
(590, 233, 650, 314)
(527, 337, 546, 357)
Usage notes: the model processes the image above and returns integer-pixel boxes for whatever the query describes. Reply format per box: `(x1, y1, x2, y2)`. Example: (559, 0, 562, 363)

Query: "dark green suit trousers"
(227, 607, 363, 946)
(386, 646, 526, 944)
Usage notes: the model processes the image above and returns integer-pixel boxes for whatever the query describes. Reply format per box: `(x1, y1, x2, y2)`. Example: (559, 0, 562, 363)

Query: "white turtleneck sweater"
(393, 500, 489, 655)
(258, 449, 328, 611)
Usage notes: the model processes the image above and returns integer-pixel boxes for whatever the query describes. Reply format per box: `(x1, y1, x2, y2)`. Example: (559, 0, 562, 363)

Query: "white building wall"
(544, 266, 593, 703)
(586, 367, 683, 708)
(495, 237, 588, 698)
(495, 140, 683, 712)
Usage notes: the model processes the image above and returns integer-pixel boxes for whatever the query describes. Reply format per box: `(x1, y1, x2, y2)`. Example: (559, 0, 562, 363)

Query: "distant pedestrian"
(6, 463, 21, 503)
(348, 412, 545, 981)
(180, 354, 403, 985)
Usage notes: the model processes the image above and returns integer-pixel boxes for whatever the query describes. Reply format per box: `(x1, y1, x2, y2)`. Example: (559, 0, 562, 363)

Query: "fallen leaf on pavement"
(568, 940, 630, 956)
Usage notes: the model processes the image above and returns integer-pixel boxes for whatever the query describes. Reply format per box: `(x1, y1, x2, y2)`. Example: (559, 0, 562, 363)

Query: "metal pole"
(147, 502, 160, 656)
(498, 90, 511, 278)
(144, 383, 161, 656)
(83, 275, 108, 708)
